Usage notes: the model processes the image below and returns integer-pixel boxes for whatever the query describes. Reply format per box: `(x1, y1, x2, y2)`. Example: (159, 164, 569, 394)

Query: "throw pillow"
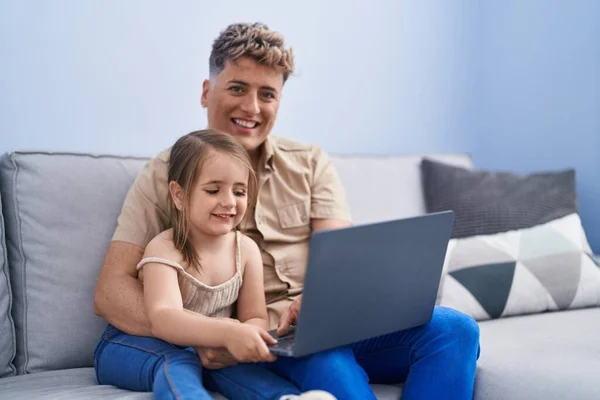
(421, 159, 600, 321)
(421, 158, 577, 238)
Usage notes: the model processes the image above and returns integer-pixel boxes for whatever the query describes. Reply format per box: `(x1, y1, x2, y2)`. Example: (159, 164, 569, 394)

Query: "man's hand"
(277, 295, 302, 336)
(193, 317, 241, 369)
(195, 347, 239, 370)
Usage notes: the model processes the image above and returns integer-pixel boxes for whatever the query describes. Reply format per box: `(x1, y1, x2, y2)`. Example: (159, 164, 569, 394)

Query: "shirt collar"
(260, 136, 275, 172)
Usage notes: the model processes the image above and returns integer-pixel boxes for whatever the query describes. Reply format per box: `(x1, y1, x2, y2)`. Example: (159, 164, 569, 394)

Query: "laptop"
(267, 210, 455, 358)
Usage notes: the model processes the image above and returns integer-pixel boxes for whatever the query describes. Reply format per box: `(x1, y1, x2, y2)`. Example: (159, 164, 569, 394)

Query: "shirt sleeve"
(111, 150, 171, 248)
(310, 146, 352, 222)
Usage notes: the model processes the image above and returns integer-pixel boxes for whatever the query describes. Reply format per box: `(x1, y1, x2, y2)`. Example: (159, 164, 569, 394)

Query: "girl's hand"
(223, 322, 278, 363)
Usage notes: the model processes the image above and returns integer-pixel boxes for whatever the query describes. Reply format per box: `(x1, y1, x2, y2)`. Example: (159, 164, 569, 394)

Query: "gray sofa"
(0, 150, 598, 400)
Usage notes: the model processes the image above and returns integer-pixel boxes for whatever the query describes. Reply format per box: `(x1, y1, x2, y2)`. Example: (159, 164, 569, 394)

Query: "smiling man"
(93, 22, 480, 400)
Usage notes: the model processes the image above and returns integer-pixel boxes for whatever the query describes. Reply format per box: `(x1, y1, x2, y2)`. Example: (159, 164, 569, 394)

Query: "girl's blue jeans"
(94, 306, 480, 400)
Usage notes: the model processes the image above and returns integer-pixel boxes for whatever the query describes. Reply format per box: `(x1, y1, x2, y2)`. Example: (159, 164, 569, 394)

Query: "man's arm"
(94, 241, 152, 337)
(311, 219, 351, 232)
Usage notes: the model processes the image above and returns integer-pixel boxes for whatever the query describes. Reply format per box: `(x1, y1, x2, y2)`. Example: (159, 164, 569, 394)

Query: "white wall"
(0, 0, 476, 157)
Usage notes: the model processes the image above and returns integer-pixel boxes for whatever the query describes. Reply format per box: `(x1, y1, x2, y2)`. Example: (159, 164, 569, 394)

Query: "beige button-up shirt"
(112, 136, 352, 328)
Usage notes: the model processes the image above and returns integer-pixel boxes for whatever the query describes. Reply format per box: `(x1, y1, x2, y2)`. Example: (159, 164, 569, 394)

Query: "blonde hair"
(209, 22, 294, 82)
(167, 129, 257, 269)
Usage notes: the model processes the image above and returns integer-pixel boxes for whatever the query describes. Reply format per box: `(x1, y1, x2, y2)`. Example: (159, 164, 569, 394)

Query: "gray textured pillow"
(420, 158, 578, 238)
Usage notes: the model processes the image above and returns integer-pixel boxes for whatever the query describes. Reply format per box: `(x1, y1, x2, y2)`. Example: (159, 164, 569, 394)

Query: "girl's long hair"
(167, 129, 257, 269)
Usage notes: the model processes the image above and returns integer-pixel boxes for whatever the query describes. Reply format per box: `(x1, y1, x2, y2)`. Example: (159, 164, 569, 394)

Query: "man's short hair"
(209, 22, 294, 82)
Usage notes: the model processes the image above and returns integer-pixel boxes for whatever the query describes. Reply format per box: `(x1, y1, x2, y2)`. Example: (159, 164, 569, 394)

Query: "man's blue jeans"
(94, 307, 480, 399)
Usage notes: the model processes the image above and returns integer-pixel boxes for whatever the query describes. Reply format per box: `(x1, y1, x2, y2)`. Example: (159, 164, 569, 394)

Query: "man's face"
(202, 57, 284, 158)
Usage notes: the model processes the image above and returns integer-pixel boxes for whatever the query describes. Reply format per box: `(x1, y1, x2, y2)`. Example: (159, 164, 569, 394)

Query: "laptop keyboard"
(268, 327, 296, 355)
(272, 333, 295, 351)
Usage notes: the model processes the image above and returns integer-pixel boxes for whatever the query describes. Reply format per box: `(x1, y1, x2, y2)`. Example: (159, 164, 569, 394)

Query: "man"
(94, 22, 480, 399)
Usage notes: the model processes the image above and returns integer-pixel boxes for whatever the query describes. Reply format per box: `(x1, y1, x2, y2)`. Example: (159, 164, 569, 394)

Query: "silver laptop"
(268, 210, 455, 358)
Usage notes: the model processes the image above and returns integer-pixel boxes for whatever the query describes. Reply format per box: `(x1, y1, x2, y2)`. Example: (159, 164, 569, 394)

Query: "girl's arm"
(236, 235, 271, 330)
(142, 235, 233, 348)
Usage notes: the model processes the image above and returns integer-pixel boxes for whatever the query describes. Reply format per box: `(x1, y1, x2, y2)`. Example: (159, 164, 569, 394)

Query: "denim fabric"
(203, 347, 375, 400)
(94, 324, 212, 399)
(94, 306, 480, 400)
(351, 306, 481, 400)
(94, 325, 374, 399)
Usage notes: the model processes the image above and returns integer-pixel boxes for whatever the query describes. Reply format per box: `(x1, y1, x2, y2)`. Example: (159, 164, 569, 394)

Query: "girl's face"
(186, 150, 250, 237)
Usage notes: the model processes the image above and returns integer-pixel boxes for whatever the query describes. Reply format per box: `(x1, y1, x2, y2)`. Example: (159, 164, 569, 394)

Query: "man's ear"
(201, 79, 210, 108)
(169, 181, 184, 211)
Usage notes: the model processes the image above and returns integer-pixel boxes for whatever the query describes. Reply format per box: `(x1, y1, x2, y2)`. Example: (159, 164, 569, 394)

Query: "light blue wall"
(472, 0, 600, 253)
(1, 1, 598, 251)
(0, 0, 476, 156)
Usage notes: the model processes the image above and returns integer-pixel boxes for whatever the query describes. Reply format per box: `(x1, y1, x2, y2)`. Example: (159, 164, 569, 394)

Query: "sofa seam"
(0, 189, 17, 377)
(330, 151, 474, 161)
(9, 154, 29, 375)
(8, 150, 150, 161)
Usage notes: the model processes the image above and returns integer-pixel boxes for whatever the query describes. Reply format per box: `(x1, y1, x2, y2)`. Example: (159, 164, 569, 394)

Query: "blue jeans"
(95, 306, 480, 399)
(94, 325, 373, 399)
(349, 306, 480, 399)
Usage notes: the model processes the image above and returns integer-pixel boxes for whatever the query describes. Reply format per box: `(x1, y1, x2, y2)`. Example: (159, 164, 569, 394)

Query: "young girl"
(139, 129, 277, 366)
(95, 129, 340, 399)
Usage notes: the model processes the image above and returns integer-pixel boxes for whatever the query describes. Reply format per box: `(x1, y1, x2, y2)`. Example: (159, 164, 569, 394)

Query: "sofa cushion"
(0, 367, 400, 400)
(475, 308, 600, 400)
(439, 214, 600, 320)
(0, 368, 153, 399)
(0, 152, 149, 374)
(0, 190, 17, 377)
(422, 160, 599, 320)
(331, 153, 473, 225)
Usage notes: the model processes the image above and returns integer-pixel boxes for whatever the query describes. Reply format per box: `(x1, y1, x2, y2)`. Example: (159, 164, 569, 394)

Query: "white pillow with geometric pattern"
(438, 213, 600, 320)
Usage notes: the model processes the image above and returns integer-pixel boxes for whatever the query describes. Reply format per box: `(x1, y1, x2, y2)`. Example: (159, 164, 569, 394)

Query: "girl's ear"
(169, 181, 184, 211)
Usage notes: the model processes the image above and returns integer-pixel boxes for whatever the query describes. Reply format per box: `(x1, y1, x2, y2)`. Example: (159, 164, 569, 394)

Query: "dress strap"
(235, 230, 243, 274)
(137, 257, 186, 273)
